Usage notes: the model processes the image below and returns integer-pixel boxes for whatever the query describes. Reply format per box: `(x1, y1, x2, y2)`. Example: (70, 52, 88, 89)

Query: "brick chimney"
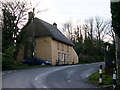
(53, 22, 57, 28)
(28, 12, 34, 21)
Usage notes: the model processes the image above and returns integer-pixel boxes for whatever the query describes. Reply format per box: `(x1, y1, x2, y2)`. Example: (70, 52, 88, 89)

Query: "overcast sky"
(30, 0, 111, 27)
(5, 0, 111, 29)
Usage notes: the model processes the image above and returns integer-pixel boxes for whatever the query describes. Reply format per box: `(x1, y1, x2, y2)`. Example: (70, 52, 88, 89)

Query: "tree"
(62, 17, 113, 64)
(111, 0, 120, 85)
(94, 17, 109, 42)
(1, 1, 29, 43)
(105, 20, 115, 42)
(63, 20, 74, 40)
(74, 25, 83, 55)
(2, 9, 16, 53)
(82, 21, 90, 39)
(2, 0, 29, 59)
(87, 18, 94, 40)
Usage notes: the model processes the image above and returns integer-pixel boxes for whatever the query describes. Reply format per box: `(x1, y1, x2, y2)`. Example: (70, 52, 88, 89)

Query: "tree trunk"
(115, 34, 120, 85)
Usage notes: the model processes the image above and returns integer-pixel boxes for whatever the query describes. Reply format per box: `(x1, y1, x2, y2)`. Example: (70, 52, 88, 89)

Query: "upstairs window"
(62, 53, 64, 61)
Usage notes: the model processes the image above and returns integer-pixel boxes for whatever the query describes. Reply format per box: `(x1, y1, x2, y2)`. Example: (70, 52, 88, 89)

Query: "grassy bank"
(2, 53, 53, 71)
(14, 63, 52, 70)
(88, 70, 120, 90)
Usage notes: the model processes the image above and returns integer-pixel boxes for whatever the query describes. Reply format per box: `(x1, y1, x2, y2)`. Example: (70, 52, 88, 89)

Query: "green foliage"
(2, 9, 16, 53)
(2, 54, 16, 70)
(4, 45, 15, 56)
(2, 46, 17, 70)
(88, 70, 113, 86)
(75, 38, 105, 63)
(2, 6, 20, 70)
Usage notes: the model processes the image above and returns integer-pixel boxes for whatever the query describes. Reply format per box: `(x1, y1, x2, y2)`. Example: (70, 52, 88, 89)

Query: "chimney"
(53, 23, 57, 28)
(28, 12, 34, 21)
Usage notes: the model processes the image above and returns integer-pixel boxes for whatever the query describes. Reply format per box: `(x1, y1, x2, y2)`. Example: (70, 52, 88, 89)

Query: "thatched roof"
(24, 17, 74, 46)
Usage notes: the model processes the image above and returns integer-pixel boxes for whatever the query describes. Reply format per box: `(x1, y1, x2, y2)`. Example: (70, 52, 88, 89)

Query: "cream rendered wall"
(51, 39, 58, 65)
(16, 36, 78, 65)
(69, 47, 79, 64)
(35, 37, 52, 62)
(51, 39, 78, 65)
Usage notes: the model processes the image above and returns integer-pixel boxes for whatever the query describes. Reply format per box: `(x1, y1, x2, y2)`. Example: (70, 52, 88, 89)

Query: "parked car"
(21, 57, 51, 65)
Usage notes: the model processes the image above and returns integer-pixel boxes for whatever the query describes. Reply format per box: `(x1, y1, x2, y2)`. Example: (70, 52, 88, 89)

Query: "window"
(67, 54, 70, 64)
(61, 53, 66, 64)
(64, 54, 66, 64)
(62, 53, 64, 61)
(57, 52, 60, 64)
(67, 54, 70, 62)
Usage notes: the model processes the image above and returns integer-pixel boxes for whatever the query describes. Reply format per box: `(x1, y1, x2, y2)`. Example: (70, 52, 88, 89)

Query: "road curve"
(2, 62, 104, 88)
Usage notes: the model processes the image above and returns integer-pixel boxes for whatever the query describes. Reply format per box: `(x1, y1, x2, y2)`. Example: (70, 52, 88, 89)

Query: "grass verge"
(3, 63, 53, 71)
(88, 70, 120, 90)
(16, 63, 52, 69)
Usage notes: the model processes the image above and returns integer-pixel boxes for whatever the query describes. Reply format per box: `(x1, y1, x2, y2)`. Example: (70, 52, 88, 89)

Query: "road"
(2, 62, 104, 88)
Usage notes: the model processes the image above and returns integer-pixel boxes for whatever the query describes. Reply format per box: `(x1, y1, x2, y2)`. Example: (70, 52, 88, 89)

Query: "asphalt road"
(2, 62, 105, 88)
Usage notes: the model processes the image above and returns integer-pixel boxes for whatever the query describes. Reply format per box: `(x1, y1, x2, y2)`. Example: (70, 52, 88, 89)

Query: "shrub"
(2, 45, 17, 71)
(2, 54, 17, 70)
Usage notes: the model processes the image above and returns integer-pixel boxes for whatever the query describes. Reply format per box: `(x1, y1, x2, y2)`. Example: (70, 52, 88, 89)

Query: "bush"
(2, 45, 17, 71)
(79, 54, 104, 63)
(2, 54, 17, 70)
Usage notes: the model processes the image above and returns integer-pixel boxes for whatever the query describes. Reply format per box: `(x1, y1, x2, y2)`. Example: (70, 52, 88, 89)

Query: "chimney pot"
(53, 23, 57, 28)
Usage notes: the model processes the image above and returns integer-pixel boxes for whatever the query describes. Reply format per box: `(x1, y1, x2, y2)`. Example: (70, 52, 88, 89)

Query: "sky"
(30, 0, 112, 42)
(3, 0, 111, 29)
(29, 0, 111, 28)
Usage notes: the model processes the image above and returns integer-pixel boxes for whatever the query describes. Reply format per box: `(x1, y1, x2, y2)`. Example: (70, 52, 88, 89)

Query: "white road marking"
(68, 80, 71, 83)
(55, 68, 63, 71)
(35, 72, 48, 80)
(34, 65, 81, 81)
(8, 71, 12, 73)
(43, 86, 47, 88)
(35, 67, 67, 81)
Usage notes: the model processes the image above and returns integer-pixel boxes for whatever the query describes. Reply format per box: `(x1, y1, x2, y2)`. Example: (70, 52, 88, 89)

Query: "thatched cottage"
(16, 12, 78, 65)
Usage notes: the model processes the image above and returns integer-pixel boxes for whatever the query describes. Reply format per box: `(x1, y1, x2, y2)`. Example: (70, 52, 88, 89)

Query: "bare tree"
(94, 17, 110, 42)
(106, 20, 115, 42)
(2, 0, 29, 27)
(1, 0, 30, 60)
(87, 18, 94, 40)
(1, 0, 29, 41)
(74, 25, 83, 42)
(82, 22, 90, 39)
(63, 20, 73, 40)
